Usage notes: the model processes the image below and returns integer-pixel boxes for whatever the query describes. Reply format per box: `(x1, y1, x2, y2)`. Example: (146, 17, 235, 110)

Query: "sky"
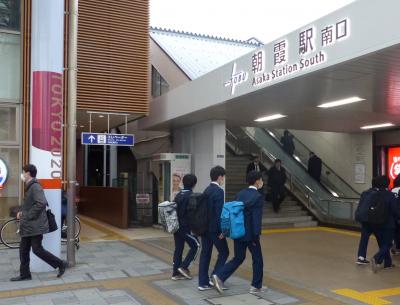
(150, 0, 355, 43)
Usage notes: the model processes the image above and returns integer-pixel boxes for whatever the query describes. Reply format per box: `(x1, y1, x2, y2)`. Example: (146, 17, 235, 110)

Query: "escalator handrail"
(264, 128, 361, 197)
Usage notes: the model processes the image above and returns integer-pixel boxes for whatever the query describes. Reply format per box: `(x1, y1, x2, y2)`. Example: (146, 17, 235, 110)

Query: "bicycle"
(0, 216, 81, 250)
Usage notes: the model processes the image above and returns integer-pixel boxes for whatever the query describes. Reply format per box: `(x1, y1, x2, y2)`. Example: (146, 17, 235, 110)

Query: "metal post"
(67, 0, 78, 267)
(103, 145, 107, 186)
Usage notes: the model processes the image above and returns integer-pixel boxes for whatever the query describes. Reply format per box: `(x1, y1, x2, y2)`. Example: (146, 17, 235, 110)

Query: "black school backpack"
(367, 191, 388, 226)
(187, 192, 208, 236)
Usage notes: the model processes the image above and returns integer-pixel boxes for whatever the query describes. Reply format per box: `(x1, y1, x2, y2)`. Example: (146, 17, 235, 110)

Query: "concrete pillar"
(173, 120, 226, 192)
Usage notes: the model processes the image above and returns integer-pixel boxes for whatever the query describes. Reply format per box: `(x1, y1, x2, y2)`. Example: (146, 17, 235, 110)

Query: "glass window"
(0, 147, 20, 222)
(151, 66, 169, 97)
(0, 0, 20, 31)
(0, 106, 17, 142)
(0, 32, 20, 99)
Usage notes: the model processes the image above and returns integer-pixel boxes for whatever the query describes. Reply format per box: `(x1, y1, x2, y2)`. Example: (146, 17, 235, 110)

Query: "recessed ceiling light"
(79, 125, 85, 128)
(317, 96, 365, 108)
(98, 115, 104, 118)
(255, 114, 287, 122)
(361, 123, 394, 130)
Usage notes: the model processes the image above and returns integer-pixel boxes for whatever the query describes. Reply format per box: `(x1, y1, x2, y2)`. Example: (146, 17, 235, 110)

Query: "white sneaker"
(209, 279, 228, 290)
(212, 274, 224, 294)
(171, 274, 186, 281)
(249, 286, 268, 294)
(178, 268, 192, 280)
(198, 285, 213, 291)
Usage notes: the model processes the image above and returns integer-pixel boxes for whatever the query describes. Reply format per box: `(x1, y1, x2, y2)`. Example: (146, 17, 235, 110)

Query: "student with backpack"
(212, 171, 266, 294)
(390, 175, 400, 255)
(198, 166, 229, 291)
(356, 175, 398, 272)
(369, 176, 398, 272)
(355, 177, 380, 265)
(171, 174, 200, 281)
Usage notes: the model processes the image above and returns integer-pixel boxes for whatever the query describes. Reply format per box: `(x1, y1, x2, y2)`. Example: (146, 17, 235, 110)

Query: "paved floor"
(1, 218, 400, 305)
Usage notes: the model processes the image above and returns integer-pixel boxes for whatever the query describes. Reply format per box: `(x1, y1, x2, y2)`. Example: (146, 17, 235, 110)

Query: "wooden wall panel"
(77, 0, 149, 114)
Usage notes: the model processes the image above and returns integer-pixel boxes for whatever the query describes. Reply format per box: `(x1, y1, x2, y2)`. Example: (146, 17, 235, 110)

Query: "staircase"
(226, 150, 317, 229)
(262, 196, 317, 229)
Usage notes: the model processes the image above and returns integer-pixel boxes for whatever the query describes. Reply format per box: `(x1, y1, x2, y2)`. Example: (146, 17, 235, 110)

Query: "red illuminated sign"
(388, 147, 400, 187)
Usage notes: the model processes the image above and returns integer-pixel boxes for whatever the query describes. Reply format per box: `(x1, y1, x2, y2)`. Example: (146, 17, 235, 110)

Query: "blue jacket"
(203, 183, 225, 234)
(235, 187, 263, 242)
(174, 189, 192, 229)
(355, 188, 398, 229)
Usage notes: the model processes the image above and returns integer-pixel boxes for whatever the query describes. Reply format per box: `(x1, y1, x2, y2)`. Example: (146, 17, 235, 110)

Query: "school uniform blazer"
(235, 188, 263, 242)
(174, 189, 192, 230)
(204, 183, 225, 235)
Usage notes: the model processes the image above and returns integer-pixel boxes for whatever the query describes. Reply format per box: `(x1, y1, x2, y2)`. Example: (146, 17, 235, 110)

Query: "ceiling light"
(361, 123, 394, 130)
(98, 115, 104, 118)
(317, 96, 365, 108)
(79, 125, 85, 128)
(255, 114, 287, 122)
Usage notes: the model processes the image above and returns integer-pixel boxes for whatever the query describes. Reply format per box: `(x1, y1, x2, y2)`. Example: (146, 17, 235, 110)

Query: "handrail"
(226, 126, 359, 225)
(265, 128, 361, 197)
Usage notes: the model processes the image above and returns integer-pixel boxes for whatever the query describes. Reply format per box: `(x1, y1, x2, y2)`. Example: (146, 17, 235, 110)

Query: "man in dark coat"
(308, 152, 322, 182)
(280, 130, 295, 156)
(246, 155, 267, 175)
(212, 171, 265, 294)
(10, 164, 67, 281)
(268, 159, 286, 213)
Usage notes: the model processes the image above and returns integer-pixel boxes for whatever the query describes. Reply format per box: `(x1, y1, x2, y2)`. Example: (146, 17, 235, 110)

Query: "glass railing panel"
(243, 127, 357, 221)
(266, 128, 359, 198)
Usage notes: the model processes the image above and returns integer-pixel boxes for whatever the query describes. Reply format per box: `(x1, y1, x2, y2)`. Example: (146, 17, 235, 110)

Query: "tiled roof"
(150, 27, 263, 80)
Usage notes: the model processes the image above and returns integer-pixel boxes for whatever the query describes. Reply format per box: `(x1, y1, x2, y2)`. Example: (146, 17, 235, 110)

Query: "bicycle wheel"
(1, 219, 21, 249)
(74, 216, 81, 239)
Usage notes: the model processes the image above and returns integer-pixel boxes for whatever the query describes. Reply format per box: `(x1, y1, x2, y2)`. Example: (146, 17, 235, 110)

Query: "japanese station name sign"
(81, 132, 135, 146)
(225, 18, 351, 94)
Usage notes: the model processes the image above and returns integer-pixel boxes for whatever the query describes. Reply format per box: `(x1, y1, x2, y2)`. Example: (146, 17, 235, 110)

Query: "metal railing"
(265, 128, 360, 198)
(226, 126, 359, 225)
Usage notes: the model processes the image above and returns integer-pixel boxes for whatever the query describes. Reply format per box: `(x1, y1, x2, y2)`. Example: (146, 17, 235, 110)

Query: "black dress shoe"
(10, 275, 32, 282)
(57, 261, 68, 278)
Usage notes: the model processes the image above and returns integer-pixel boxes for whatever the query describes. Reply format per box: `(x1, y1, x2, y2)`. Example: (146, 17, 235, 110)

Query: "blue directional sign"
(81, 133, 134, 146)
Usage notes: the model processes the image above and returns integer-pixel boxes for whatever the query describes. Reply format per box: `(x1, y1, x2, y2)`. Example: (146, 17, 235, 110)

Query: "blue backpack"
(220, 201, 245, 239)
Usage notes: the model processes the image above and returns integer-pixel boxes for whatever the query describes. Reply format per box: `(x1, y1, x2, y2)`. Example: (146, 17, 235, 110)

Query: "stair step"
(263, 211, 308, 218)
(262, 216, 312, 224)
(263, 221, 318, 229)
(263, 205, 303, 212)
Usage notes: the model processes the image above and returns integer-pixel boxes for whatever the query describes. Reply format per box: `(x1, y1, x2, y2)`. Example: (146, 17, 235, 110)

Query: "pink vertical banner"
(30, 0, 65, 272)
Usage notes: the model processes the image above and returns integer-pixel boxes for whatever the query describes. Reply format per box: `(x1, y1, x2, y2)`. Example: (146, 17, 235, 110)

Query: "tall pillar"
(173, 120, 226, 192)
(30, 0, 64, 272)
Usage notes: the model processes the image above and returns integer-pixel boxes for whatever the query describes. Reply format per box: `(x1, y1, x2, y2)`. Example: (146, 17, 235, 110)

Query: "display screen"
(388, 147, 400, 188)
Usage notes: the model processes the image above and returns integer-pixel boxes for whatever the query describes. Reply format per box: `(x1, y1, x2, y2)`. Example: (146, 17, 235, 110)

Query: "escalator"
(226, 126, 360, 227)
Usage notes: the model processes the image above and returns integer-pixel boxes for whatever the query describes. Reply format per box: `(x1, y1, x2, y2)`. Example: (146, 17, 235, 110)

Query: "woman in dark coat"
(10, 164, 67, 281)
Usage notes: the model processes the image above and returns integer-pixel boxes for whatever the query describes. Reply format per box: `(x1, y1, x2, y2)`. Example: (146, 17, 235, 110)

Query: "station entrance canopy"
(140, 0, 400, 133)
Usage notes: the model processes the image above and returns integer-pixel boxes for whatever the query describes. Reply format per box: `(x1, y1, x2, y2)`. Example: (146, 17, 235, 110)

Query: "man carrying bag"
(10, 164, 67, 281)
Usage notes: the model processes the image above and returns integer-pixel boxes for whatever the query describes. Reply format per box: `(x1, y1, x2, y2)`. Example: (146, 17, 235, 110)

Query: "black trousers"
(271, 188, 285, 212)
(20, 234, 63, 277)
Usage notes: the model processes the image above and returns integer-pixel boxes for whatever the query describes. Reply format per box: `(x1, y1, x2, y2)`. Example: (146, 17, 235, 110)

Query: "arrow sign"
(81, 132, 135, 146)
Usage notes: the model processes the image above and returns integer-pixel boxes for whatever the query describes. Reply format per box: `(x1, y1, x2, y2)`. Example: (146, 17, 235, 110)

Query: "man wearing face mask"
(10, 164, 67, 281)
(198, 166, 229, 291)
(212, 170, 266, 294)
